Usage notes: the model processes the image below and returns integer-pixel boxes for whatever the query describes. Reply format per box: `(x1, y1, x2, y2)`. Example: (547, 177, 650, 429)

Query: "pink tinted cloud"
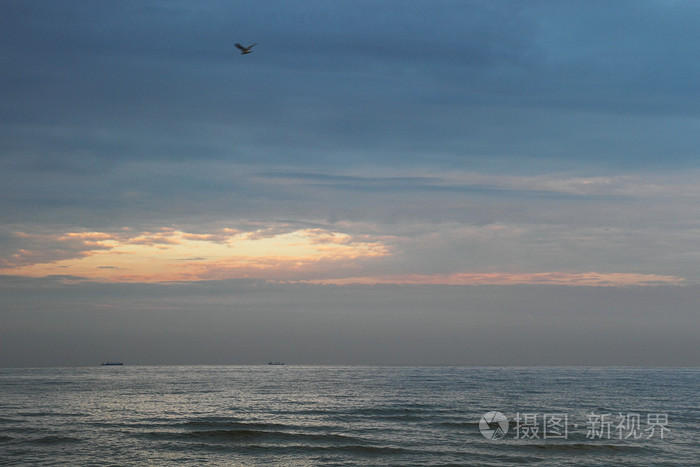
(308, 271, 685, 287)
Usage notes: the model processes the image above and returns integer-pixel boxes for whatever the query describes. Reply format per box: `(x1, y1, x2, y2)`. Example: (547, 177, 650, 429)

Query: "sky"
(1, 0, 699, 367)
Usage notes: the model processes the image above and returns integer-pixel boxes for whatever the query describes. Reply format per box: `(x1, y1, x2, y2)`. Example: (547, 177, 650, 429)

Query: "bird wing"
(234, 43, 246, 51)
(247, 43, 258, 49)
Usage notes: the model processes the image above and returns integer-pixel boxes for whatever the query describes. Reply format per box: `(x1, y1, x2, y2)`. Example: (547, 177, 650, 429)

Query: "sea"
(0, 366, 697, 466)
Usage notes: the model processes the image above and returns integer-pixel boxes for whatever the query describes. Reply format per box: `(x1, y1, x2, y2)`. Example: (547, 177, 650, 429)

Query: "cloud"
(4, 1, 700, 179)
(3, 163, 700, 285)
(308, 271, 685, 287)
(0, 219, 690, 287)
(0, 225, 390, 282)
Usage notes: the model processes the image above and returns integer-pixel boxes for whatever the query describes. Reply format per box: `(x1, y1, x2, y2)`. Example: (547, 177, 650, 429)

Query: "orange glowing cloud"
(2, 228, 390, 282)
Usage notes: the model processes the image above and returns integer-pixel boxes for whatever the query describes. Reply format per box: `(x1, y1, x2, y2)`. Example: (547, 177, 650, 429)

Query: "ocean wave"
(527, 442, 653, 453)
(0, 417, 22, 423)
(292, 443, 412, 455)
(177, 418, 289, 431)
(435, 420, 481, 428)
(141, 428, 367, 445)
(159, 440, 415, 457)
(27, 435, 82, 445)
(2, 426, 46, 434)
(17, 411, 87, 418)
(338, 406, 433, 422)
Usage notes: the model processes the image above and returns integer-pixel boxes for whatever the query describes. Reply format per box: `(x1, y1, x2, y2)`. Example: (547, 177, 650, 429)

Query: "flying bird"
(235, 42, 257, 54)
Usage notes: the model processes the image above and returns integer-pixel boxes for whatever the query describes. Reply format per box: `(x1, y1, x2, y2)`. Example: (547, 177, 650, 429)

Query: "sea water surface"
(0, 366, 697, 465)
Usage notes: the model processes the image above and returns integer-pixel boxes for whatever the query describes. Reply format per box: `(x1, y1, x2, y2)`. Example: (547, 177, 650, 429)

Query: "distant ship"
(101, 362, 123, 366)
(268, 361, 284, 365)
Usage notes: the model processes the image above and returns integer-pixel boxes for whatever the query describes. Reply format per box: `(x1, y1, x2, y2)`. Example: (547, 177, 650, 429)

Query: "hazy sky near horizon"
(1, 1, 699, 366)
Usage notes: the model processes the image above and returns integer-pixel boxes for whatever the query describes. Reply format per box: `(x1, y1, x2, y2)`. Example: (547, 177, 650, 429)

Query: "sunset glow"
(1, 227, 684, 286)
(2, 228, 390, 282)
